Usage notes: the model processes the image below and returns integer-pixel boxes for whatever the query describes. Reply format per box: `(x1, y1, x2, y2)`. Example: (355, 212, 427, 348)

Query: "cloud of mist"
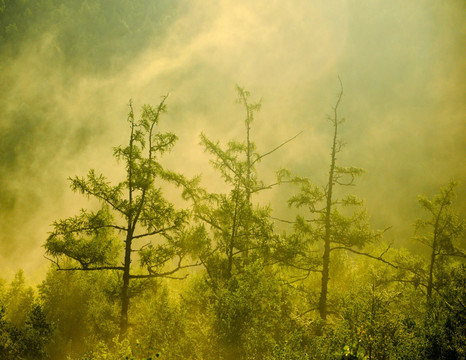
(0, 0, 464, 281)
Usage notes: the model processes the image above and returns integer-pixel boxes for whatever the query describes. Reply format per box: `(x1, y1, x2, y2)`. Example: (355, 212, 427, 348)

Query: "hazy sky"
(1, 0, 464, 282)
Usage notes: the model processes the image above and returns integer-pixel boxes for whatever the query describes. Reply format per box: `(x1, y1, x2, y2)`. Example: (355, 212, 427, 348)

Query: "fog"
(0, 0, 464, 282)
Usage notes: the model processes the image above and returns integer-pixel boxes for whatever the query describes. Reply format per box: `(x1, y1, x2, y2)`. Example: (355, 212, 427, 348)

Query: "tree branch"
(330, 245, 398, 269)
(51, 224, 127, 236)
(252, 131, 303, 166)
(130, 261, 201, 279)
(131, 225, 178, 240)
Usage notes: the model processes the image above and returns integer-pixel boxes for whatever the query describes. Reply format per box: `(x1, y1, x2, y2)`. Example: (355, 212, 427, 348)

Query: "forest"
(0, 1, 465, 359)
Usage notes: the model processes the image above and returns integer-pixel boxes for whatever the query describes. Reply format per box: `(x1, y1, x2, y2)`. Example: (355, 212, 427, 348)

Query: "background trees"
(413, 181, 465, 302)
(0, 271, 52, 359)
(411, 182, 465, 360)
(174, 86, 302, 359)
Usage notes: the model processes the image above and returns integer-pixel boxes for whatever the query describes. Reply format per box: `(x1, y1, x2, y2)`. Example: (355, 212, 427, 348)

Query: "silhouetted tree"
(44, 96, 196, 337)
(287, 80, 383, 327)
(180, 86, 300, 287)
(414, 181, 464, 302)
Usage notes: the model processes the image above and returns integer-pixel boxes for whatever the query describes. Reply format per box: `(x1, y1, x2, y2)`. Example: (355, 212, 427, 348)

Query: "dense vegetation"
(1, 1, 464, 359)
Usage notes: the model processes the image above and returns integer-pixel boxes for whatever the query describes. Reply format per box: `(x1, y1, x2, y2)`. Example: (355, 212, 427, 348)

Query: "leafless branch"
(330, 246, 399, 269)
(43, 255, 60, 268)
(131, 261, 201, 280)
(269, 216, 295, 224)
(131, 225, 177, 240)
(251, 131, 303, 166)
(57, 265, 124, 271)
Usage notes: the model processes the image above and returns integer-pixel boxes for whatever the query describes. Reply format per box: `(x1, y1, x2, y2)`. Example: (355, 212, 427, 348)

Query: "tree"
(0, 271, 52, 360)
(1, 270, 34, 329)
(181, 86, 300, 287)
(286, 80, 382, 326)
(414, 181, 464, 303)
(172, 87, 302, 360)
(44, 96, 196, 337)
(39, 266, 120, 359)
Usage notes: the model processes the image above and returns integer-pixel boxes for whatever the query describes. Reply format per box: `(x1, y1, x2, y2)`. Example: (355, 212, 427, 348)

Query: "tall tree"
(414, 181, 464, 302)
(180, 86, 300, 287)
(44, 96, 195, 337)
(287, 80, 381, 325)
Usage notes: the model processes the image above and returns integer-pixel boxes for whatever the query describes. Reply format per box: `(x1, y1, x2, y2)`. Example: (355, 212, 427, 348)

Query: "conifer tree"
(414, 181, 464, 302)
(180, 86, 300, 287)
(44, 96, 195, 337)
(287, 80, 381, 326)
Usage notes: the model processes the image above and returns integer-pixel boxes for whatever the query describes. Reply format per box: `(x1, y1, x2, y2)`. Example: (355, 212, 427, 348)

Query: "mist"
(0, 0, 464, 283)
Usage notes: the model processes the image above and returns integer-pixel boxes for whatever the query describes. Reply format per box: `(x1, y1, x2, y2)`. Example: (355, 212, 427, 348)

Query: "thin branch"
(196, 214, 225, 232)
(250, 182, 280, 193)
(335, 179, 356, 186)
(51, 224, 128, 236)
(281, 279, 312, 295)
(252, 131, 303, 166)
(44, 252, 125, 271)
(438, 250, 466, 258)
(299, 307, 319, 317)
(129, 274, 189, 280)
(330, 246, 399, 269)
(269, 216, 296, 224)
(232, 246, 262, 256)
(199, 256, 219, 291)
(43, 255, 60, 268)
(131, 225, 178, 240)
(132, 242, 151, 252)
(58, 266, 124, 271)
(379, 243, 392, 258)
(202, 136, 241, 179)
(76, 186, 126, 216)
(131, 262, 201, 279)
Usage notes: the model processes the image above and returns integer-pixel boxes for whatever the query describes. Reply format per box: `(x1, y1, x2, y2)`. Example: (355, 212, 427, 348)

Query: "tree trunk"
(426, 240, 436, 302)
(317, 85, 342, 327)
(119, 230, 133, 338)
(426, 189, 450, 303)
(227, 186, 240, 279)
(319, 240, 331, 321)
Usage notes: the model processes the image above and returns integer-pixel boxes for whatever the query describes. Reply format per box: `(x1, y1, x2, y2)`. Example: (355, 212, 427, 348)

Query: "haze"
(0, 0, 464, 282)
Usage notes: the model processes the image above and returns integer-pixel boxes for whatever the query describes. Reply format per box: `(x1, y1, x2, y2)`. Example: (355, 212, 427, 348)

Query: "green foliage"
(177, 262, 304, 360)
(44, 97, 194, 337)
(0, 272, 52, 359)
(4, 83, 463, 359)
(421, 263, 466, 360)
(283, 84, 382, 325)
(39, 268, 120, 359)
(213, 262, 294, 359)
(0, 303, 52, 359)
(46, 207, 120, 269)
(181, 87, 277, 288)
(1, 270, 34, 328)
(267, 341, 311, 360)
(287, 178, 376, 251)
(414, 181, 464, 254)
(81, 336, 133, 360)
(131, 283, 187, 359)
